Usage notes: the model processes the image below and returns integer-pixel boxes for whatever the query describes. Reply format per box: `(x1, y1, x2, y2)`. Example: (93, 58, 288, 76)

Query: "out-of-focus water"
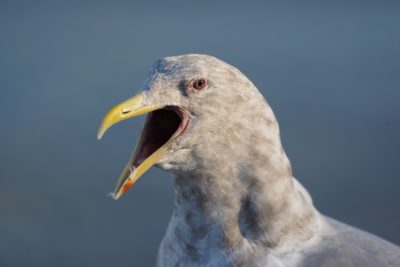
(0, 1, 399, 266)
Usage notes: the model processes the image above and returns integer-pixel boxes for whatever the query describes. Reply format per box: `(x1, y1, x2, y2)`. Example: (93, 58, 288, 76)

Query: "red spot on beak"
(122, 180, 134, 194)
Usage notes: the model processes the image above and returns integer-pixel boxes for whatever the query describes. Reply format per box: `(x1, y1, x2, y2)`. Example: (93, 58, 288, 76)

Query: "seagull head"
(98, 54, 281, 200)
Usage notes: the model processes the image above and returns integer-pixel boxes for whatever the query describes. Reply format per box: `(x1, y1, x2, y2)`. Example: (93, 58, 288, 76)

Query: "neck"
(158, 105, 319, 265)
(161, 144, 318, 265)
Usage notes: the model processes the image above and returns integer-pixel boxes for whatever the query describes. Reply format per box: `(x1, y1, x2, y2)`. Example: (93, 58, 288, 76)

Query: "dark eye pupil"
(193, 79, 206, 90)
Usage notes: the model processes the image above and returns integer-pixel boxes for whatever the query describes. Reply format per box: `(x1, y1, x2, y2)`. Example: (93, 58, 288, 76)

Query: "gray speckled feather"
(126, 55, 400, 266)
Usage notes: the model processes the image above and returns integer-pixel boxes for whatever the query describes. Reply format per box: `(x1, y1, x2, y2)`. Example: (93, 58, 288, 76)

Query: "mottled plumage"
(100, 54, 400, 267)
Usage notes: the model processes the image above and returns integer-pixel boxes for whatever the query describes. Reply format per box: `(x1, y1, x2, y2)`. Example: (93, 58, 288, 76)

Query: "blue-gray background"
(1, 1, 399, 266)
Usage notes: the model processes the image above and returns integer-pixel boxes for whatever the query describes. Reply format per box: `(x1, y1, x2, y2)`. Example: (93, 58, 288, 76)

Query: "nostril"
(121, 108, 131, 115)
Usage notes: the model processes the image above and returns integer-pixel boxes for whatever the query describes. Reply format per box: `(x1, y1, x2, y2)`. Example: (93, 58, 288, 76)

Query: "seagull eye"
(191, 78, 207, 91)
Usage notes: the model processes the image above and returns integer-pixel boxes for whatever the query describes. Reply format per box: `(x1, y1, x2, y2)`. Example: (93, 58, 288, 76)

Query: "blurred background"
(1, 0, 399, 266)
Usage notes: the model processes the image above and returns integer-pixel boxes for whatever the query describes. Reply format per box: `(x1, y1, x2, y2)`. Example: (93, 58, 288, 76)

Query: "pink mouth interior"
(131, 107, 185, 167)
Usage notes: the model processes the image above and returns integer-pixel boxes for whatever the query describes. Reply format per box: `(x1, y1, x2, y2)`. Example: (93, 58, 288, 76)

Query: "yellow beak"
(97, 92, 166, 199)
(97, 92, 163, 140)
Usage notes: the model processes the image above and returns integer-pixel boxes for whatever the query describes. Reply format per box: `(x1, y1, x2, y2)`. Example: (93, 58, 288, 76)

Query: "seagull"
(98, 54, 400, 267)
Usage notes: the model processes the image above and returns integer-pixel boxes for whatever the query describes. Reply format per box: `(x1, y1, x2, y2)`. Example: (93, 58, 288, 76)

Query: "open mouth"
(113, 106, 190, 198)
(131, 106, 190, 168)
(97, 92, 190, 199)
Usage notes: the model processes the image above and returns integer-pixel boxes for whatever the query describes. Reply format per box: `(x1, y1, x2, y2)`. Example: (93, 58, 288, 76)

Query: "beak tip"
(97, 127, 106, 140)
(107, 192, 119, 200)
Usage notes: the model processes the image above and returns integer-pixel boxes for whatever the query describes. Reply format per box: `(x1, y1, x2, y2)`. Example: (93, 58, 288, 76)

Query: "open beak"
(97, 92, 189, 200)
